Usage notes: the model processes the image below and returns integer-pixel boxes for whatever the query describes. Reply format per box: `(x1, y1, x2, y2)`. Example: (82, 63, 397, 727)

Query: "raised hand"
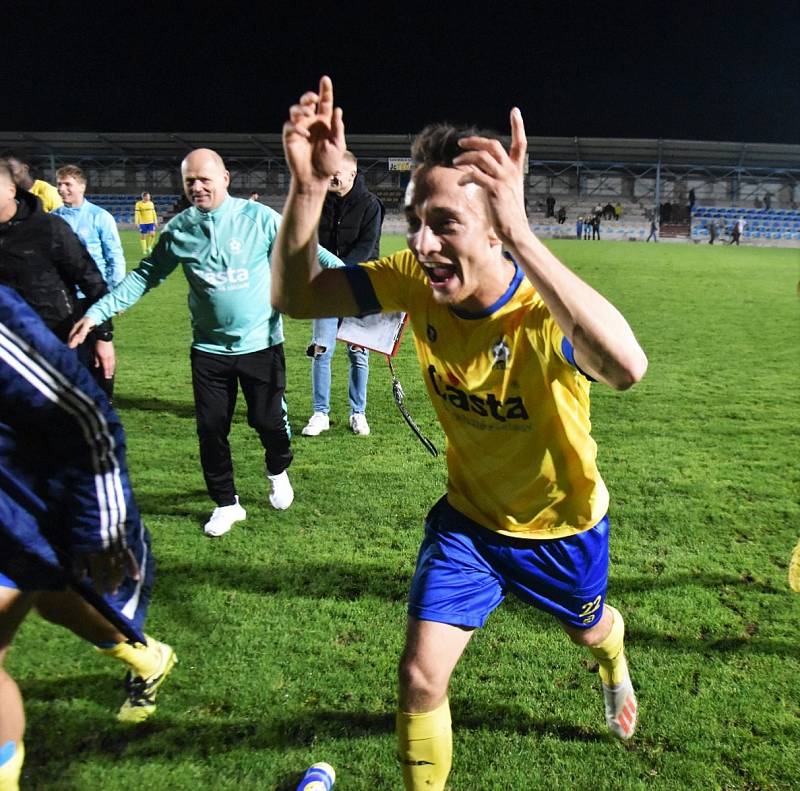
(452, 107, 529, 242)
(283, 75, 346, 186)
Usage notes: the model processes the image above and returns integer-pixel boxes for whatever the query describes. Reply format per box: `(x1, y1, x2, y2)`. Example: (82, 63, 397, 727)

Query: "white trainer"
(349, 413, 370, 436)
(602, 673, 638, 740)
(203, 496, 246, 537)
(301, 412, 330, 436)
(268, 470, 294, 510)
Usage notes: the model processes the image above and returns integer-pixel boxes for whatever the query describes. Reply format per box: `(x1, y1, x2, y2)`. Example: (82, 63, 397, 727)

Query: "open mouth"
(421, 263, 458, 288)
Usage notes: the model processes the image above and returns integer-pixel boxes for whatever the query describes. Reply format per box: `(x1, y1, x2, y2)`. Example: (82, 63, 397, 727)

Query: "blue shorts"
(408, 497, 610, 630)
(0, 572, 18, 590)
(139, 223, 155, 233)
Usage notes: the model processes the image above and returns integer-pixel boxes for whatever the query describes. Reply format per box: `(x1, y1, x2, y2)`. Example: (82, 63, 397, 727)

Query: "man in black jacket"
(0, 161, 113, 371)
(301, 151, 384, 437)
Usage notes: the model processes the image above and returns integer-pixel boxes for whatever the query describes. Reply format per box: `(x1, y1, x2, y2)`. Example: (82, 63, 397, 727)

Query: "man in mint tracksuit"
(70, 148, 341, 537)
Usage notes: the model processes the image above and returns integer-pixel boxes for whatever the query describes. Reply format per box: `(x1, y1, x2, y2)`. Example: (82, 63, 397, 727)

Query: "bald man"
(71, 149, 342, 536)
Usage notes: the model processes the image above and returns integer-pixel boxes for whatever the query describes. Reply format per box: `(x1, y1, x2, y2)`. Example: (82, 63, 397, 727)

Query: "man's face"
(328, 161, 357, 196)
(143, 192, 151, 202)
(181, 153, 230, 212)
(57, 175, 86, 207)
(0, 172, 17, 222)
(5, 158, 29, 188)
(405, 165, 501, 310)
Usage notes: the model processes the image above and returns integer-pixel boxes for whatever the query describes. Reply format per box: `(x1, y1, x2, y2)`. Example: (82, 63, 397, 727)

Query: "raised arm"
(454, 109, 648, 390)
(271, 76, 361, 319)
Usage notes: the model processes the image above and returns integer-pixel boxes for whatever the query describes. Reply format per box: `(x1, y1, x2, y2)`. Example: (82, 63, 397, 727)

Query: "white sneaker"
(349, 413, 370, 436)
(267, 470, 294, 510)
(301, 412, 330, 436)
(203, 496, 246, 537)
(602, 672, 638, 740)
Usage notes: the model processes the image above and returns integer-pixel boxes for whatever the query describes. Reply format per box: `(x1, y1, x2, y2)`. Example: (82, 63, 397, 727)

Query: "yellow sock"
(396, 698, 452, 791)
(98, 636, 160, 678)
(589, 605, 628, 686)
(789, 537, 800, 593)
(0, 741, 24, 791)
(139, 238, 148, 254)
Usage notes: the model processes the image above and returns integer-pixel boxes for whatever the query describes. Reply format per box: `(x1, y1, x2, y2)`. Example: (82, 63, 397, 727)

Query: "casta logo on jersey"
(203, 268, 250, 288)
(228, 238, 243, 254)
(427, 365, 529, 422)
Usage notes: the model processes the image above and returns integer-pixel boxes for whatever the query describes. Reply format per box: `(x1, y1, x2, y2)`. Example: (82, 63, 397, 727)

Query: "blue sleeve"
(97, 211, 127, 287)
(561, 336, 596, 381)
(0, 286, 133, 555)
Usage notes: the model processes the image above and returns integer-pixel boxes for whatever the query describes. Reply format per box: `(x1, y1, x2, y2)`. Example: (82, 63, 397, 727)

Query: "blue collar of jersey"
(449, 254, 524, 320)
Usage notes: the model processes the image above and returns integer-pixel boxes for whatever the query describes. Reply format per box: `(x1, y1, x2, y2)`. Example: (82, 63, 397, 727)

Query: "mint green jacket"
(86, 196, 341, 355)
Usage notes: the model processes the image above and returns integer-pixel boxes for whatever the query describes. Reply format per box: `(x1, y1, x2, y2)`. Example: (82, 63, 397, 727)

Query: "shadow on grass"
(134, 489, 209, 518)
(155, 559, 411, 604)
(611, 571, 785, 595)
(115, 395, 196, 420)
(22, 699, 608, 777)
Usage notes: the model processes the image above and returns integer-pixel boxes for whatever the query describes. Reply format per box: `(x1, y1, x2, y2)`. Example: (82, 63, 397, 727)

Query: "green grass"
(9, 233, 800, 790)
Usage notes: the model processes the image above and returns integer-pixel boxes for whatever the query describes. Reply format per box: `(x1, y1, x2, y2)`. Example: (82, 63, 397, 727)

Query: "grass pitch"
(9, 233, 800, 790)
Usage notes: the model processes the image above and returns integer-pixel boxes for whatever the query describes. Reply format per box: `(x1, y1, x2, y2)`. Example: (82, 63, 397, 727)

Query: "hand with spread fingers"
(283, 75, 346, 187)
(453, 107, 530, 243)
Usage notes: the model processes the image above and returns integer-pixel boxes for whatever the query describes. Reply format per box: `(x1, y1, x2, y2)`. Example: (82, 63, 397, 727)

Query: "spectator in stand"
(688, 189, 696, 212)
(728, 217, 745, 245)
(592, 213, 601, 241)
(1, 152, 62, 213)
(134, 192, 158, 255)
(556, 206, 566, 224)
(545, 194, 556, 217)
(753, 195, 763, 209)
(603, 202, 615, 221)
(614, 202, 622, 222)
(763, 192, 771, 210)
(576, 216, 584, 240)
(249, 191, 261, 202)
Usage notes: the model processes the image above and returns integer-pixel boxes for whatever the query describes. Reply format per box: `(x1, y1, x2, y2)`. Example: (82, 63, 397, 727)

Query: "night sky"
(9, 1, 799, 144)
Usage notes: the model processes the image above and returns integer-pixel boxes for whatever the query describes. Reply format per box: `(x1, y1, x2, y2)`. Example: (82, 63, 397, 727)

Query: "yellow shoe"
(790, 538, 800, 593)
(117, 638, 176, 723)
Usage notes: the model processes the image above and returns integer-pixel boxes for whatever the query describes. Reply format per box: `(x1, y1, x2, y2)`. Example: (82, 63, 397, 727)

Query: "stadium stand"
(691, 207, 800, 244)
(1, 131, 797, 246)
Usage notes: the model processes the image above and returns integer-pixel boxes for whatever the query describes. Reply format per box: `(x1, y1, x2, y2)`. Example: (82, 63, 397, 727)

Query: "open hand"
(453, 107, 529, 243)
(283, 75, 346, 186)
(68, 315, 96, 348)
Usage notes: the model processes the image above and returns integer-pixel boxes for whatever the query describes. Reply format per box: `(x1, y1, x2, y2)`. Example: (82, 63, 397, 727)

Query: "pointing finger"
(509, 107, 527, 170)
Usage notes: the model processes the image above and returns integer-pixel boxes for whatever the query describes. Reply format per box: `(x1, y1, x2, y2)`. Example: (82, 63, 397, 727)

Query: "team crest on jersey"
(427, 324, 437, 342)
(228, 238, 243, 254)
(491, 337, 511, 370)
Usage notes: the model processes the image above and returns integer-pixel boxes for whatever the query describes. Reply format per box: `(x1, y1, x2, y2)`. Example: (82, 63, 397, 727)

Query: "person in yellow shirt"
(272, 77, 649, 791)
(134, 191, 158, 254)
(1, 153, 62, 212)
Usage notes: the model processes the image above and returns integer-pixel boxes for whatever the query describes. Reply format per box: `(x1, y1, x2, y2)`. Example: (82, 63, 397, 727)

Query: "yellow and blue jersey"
(350, 249, 609, 539)
(134, 200, 157, 225)
(30, 179, 63, 212)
